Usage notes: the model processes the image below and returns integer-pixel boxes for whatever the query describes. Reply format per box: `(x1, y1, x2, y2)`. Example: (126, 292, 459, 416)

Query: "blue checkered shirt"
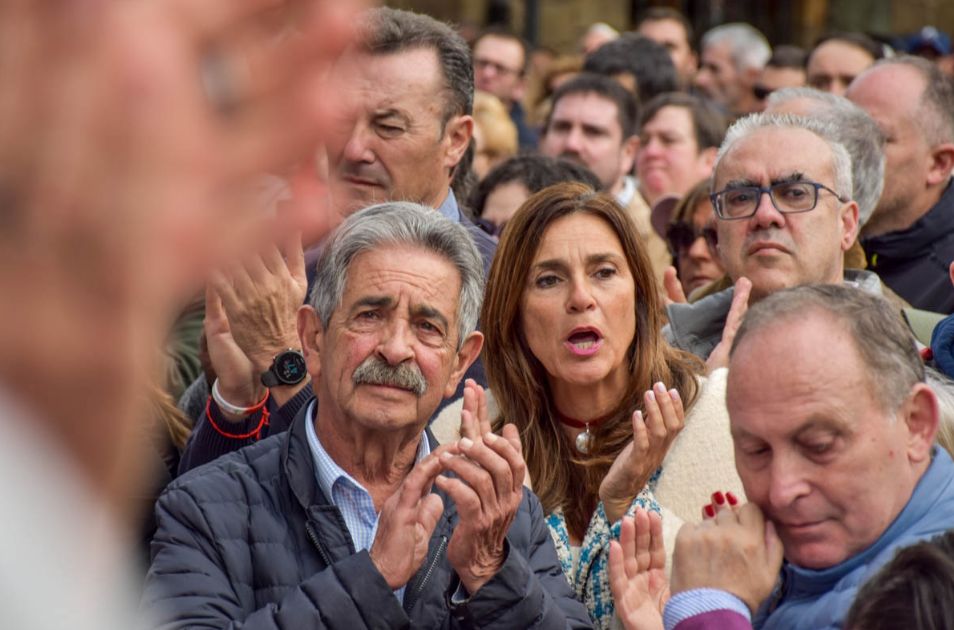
(304, 401, 430, 602)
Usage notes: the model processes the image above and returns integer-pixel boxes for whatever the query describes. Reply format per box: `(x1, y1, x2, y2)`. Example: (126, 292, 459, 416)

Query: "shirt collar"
(436, 188, 460, 222)
(304, 400, 431, 501)
(616, 175, 636, 207)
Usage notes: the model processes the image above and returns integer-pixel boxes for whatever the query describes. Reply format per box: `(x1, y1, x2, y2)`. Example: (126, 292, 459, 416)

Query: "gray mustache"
(352, 356, 427, 397)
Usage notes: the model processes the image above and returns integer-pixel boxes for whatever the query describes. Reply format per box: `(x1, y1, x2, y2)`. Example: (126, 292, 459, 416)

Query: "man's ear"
(838, 200, 860, 251)
(621, 135, 640, 177)
(298, 305, 323, 381)
(901, 383, 940, 464)
(443, 114, 474, 172)
(926, 143, 954, 187)
(443, 331, 484, 398)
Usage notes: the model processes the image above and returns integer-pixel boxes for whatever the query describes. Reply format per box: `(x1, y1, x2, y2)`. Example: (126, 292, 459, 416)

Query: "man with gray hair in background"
(144, 203, 591, 628)
(765, 86, 885, 271)
(666, 112, 875, 362)
(847, 56, 954, 313)
(694, 23, 772, 118)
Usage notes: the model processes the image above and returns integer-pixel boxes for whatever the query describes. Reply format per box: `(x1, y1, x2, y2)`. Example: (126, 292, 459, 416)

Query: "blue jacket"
(754, 447, 954, 630)
(664, 449, 954, 630)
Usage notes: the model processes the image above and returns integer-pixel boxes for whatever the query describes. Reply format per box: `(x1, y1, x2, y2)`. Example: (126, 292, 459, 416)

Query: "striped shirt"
(304, 401, 430, 602)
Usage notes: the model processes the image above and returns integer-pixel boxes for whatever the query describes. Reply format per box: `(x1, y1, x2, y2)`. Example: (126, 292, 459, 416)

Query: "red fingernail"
(703, 504, 715, 518)
(727, 492, 739, 506)
(713, 491, 725, 506)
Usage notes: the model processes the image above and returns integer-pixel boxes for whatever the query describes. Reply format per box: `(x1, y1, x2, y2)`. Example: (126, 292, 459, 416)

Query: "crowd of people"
(6, 1, 954, 629)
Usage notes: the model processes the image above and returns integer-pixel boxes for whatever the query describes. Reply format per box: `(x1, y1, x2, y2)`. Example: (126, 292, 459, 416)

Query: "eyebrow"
(372, 109, 411, 125)
(533, 252, 624, 272)
(351, 295, 394, 313)
(351, 296, 450, 332)
(411, 304, 449, 333)
(722, 172, 808, 189)
(731, 417, 848, 442)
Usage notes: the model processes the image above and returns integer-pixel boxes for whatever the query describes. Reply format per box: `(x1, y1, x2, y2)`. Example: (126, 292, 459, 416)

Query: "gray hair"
(766, 87, 885, 226)
(701, 23, 771, 71)
(714, 112, 853, 203)
(310, 202, 484, 348)
(358, 7, 474, 126)
(864, 55, 954, 145)
(730, 284, 924, 413)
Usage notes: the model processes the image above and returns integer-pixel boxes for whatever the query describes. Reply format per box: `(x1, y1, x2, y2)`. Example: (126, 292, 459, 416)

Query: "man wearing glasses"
(665, 113, 881, 361)
(472, 30, 538, 149)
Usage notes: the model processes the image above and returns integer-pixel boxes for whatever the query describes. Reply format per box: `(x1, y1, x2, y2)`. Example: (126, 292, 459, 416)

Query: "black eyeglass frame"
(709, 181, 848, 220)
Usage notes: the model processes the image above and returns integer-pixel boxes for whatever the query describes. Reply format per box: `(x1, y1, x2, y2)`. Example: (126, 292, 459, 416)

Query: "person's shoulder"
(164, 431, 286, 502)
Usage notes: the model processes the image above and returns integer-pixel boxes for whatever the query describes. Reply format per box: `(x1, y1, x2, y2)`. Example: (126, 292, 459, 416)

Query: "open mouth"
(564, 329, 603, 355)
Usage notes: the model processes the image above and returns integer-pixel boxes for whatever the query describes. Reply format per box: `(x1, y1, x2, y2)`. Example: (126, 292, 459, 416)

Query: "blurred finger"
(643, 386, 667, 441)
(634, 508, 652, 572)
(647, 510, 665, 571)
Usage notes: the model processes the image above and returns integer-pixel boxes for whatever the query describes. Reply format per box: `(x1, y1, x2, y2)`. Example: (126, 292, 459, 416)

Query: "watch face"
(276, 351, 306, 384)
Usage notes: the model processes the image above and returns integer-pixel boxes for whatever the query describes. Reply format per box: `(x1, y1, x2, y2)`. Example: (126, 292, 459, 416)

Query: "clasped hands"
(608, 495, 783, 630)
(370, 380, 526, 596)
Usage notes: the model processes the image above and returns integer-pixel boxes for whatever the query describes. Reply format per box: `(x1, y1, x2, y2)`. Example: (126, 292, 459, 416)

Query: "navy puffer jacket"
(143, 405, 592, 629)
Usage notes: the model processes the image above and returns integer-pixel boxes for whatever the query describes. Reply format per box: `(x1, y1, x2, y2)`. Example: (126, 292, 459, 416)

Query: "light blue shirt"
(436, 188, 460, 222)
(304, 401, 430, 602)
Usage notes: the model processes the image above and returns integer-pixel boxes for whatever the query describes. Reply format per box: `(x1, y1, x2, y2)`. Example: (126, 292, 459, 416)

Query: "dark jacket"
(144, 405, 592, 629)
(862, 179, 954, 314)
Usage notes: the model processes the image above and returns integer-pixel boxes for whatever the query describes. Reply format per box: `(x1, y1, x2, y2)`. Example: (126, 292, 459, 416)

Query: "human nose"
(766, 453, 811, 512)
(566, 276, 596, 312)
(687, 235, 712, 260)
(750, 187, 785, 228)
(342, 121, 375, 164)
(642, 135, 663, 157)
(376, 320, 415, 365)
(563, 126, 585, 154)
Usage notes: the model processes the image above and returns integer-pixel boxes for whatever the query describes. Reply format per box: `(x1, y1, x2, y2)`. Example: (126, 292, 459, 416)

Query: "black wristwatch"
(260, 349, 307, 387)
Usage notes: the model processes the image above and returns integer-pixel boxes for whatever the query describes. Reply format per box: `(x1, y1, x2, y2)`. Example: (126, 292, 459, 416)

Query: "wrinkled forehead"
(714, 126, 834, 188)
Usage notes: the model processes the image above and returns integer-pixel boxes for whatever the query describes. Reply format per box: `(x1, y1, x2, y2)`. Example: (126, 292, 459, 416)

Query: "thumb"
(764, 519, 784, 569)
(664, 266, 687, 305)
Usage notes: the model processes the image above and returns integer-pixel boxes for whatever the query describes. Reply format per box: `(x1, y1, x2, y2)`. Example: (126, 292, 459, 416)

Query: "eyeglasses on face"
(665, 222, 718, 258)
(709, 180, 847, 220)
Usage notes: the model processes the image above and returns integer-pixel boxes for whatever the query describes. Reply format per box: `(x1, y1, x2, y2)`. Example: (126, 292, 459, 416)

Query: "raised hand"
(662, 266, 688, 306)
(608, 509, 669, 630)
(211, 234, 308, 386)
(458, 379, 492, 441)
(436, 424, 526, 594)
(370, 447, 447, 589)
(706, 277, 752, 374)
(600, 382, 685, 523)
(671, 502, 784, 615)
(204, 283, 264, 415)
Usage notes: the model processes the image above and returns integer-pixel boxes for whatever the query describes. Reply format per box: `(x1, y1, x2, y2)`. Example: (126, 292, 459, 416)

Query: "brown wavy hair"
(484, 182, 703, 539)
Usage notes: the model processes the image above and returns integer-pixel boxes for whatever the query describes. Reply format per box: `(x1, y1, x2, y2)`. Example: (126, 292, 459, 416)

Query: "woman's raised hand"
(600, 382, 685, 523)
(608, 508, 669, 630)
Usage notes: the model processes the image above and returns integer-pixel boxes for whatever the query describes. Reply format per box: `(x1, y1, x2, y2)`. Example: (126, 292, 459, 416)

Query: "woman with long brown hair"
(475, 181, 741, 627)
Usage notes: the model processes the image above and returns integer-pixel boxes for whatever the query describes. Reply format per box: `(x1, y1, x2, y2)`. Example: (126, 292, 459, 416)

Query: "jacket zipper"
(403, 534, 448, 613)
(306, 521, 333, 566)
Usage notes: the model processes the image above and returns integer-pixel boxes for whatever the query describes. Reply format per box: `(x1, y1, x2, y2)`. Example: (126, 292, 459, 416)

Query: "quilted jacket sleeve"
(448, 490, 593, 629)
(142, 483, 409, 630)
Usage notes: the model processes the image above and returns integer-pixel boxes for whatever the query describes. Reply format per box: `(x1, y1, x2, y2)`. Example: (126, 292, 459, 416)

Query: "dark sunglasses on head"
(665, 222, 718, 257)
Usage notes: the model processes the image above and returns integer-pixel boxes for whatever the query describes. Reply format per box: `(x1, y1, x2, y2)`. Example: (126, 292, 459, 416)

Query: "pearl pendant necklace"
(575, 426, 594, 454)
(555, 409, 613, 454)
